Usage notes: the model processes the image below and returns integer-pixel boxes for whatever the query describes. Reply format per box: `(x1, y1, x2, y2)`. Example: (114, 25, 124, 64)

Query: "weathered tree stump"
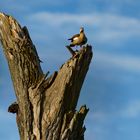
(0, 13, 93, 140)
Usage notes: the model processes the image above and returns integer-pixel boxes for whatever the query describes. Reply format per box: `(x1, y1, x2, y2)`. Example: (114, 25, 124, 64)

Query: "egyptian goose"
(68, 27, 87, 47)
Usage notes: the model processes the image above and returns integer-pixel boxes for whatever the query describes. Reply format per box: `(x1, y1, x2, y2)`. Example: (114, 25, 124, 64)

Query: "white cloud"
(28, 11, 140, 27)
(87, 111, 109, 123)
(27, 12, 140, 43)
(95, 51, 140, 73)
(87, 99, 140, 124)
(25, 12, 140, 74)
(120, 100, 140, 118)
(27, 12, 93, 26)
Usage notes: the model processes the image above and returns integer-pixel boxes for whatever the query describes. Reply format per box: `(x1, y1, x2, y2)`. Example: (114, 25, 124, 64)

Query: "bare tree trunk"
(0, 13, 93, 140)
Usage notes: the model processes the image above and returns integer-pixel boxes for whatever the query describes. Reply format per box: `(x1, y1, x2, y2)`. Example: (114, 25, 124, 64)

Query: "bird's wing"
(68, 33, 80, 40)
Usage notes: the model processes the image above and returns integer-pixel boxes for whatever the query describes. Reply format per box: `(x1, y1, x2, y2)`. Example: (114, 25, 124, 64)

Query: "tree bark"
(0, 13, 93, 140)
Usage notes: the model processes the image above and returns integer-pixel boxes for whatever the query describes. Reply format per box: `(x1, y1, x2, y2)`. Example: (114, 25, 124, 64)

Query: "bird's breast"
(73, 37, 79, 41)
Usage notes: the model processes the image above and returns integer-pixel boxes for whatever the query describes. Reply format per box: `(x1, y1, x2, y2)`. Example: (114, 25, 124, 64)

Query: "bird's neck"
(80, 32, 85, 38)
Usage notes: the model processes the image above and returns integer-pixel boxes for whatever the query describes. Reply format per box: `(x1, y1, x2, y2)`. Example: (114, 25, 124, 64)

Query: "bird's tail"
(69, 44, 75, 47)
(68, 38, 72, 41)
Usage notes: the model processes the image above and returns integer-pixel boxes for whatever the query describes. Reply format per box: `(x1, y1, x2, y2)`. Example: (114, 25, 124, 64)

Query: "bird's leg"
(65, 45, 80, 58)
(66, 45, 75, 56)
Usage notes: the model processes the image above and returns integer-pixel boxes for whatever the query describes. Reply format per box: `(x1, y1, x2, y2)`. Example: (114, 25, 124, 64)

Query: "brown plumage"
(68, 27, 87, 47)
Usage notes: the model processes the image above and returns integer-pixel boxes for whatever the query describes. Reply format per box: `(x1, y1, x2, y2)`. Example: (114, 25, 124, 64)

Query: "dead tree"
(0, 13, 93, 140)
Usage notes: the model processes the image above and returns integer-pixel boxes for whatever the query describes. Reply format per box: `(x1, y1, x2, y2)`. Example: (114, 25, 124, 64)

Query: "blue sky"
(0, 0, 140, 140)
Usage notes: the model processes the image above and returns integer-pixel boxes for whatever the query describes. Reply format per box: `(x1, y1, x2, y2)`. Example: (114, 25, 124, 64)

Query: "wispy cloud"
(95, 51, 140, 73)
(28, 11, 140, 28)
(87, 99, 140, 123)
(24, 12, 140, 76)
(120, 100, 140, 118)
(28, 12, 93, 26)
(86, 99, 140, 140)
(26, 12, 140, 44)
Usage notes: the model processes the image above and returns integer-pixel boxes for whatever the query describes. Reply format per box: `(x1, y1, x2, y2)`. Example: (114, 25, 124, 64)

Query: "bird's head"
(80, 27, 84, 33)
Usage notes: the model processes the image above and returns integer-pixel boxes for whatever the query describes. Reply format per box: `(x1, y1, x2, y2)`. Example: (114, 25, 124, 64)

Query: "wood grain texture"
(0, 13, 93, 140)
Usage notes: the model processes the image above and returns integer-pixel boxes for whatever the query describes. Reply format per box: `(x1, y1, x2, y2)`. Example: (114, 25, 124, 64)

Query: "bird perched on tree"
(68, 27, 87, 47)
